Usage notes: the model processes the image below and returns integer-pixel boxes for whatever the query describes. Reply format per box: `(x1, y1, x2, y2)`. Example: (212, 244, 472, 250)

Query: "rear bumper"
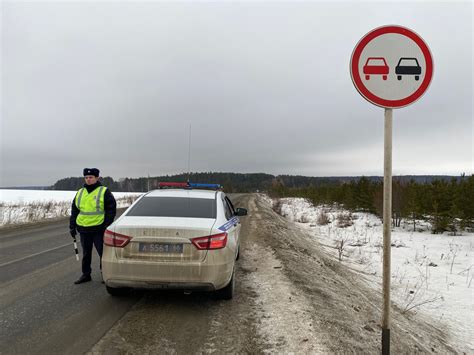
(106, 279, 215, 291)
(102, 249, 234, 291)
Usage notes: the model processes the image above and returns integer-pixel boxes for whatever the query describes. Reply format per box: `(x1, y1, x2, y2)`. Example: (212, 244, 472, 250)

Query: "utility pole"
(187, 124, 192, 183)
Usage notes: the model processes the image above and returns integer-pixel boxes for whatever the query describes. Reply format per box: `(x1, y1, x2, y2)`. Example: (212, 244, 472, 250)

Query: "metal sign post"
(350, 25, 433, 354)
(382, 108, 392, 354)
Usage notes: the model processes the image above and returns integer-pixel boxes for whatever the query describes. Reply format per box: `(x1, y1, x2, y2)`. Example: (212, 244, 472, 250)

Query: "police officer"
(69, 168, 117, 284)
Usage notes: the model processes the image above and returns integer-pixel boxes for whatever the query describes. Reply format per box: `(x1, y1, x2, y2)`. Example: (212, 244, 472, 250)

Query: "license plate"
(138, 243, 184, 253)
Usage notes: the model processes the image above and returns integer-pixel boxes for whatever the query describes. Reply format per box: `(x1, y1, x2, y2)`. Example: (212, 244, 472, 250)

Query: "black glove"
(69, 228, 77, 239)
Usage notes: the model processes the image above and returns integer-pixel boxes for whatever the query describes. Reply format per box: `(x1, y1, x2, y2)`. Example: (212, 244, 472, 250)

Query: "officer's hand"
(69, 228, 77, 239)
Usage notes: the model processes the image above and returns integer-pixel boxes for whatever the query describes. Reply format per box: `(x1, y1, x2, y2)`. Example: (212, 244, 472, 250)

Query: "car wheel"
(397, 75, 402, 80)
(365, 75, 370, 80)
(415, 76, 419, 81)
(215, 269, 234, 300)
(106, 285, 130, 297)
(383, 75, 387, 80)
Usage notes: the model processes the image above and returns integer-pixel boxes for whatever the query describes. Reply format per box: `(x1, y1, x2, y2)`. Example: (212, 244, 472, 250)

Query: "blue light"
(188, 183, 222, 189)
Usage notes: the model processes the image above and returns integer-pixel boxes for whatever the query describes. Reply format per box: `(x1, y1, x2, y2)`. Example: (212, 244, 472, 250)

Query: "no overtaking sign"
(350, 25, 433, 108)
(350, 25, 433, 355)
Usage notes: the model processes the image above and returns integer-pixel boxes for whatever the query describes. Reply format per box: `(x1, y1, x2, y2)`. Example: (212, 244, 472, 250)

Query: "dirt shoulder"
(251, 194, 458, 353)
(90, 194, 457, 354)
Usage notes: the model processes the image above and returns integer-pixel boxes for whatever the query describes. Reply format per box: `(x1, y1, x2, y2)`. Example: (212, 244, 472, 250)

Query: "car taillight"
(104, 229, 132, 248)
(191, 232, 227, 250)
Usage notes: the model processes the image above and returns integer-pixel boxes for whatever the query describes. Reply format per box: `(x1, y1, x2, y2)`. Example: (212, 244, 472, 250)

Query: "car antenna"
(187, 123, 192, 183)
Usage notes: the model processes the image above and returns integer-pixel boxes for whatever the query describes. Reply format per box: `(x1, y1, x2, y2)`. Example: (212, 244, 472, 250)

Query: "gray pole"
(382, 108, 393, 354)
(187, 124, 192, 182)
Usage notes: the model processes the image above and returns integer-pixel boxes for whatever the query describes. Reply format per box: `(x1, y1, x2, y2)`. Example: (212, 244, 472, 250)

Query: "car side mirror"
(235, 208, 247, 216)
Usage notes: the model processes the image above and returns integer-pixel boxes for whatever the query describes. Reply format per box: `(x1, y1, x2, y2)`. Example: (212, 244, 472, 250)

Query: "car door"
(224, 195, 241, 249)
(221, 195, 239, 257)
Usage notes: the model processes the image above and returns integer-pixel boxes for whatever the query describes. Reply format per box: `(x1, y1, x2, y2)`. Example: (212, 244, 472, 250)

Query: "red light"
(191, 232, 227, 250)
(104, 229, 132, 248)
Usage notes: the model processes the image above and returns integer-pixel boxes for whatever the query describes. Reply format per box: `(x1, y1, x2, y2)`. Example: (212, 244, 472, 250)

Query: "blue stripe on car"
(218, 217, 239, 231)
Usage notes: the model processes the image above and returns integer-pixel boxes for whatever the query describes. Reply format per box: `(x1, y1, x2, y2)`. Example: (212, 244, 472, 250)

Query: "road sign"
(350, 25, 433, 108)
(350, 25, 434, 355)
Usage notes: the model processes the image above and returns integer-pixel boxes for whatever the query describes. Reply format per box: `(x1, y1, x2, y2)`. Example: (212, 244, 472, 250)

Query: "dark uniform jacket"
(69, 181, 117, 234)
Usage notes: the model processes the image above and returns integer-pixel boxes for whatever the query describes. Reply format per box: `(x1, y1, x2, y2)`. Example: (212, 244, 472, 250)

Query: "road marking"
(0, 242, 74, 267)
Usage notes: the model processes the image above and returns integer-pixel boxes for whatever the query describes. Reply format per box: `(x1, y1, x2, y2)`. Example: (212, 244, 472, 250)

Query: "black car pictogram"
(395, 58, 422, 81)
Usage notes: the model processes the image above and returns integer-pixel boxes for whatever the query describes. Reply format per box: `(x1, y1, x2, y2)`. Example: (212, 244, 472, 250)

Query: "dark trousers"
(79, 231, 104, 275)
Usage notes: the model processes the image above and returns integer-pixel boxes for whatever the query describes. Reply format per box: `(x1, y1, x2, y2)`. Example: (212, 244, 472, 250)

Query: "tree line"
(51, 172, 276, 193)
(269, 175, 474, 235)
(51, 172, 459, 193)
(51, 172, 472, 234)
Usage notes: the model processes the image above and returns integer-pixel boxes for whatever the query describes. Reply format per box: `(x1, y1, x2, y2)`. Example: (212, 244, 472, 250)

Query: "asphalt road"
(0, 212, 140, 355)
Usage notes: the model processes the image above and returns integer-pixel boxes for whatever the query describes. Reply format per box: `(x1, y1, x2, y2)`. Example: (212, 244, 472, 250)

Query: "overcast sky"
(1, 0, 473, 187)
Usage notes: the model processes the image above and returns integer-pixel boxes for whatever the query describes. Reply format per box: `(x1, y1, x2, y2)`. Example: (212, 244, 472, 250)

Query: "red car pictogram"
(363, 57, 389, 80)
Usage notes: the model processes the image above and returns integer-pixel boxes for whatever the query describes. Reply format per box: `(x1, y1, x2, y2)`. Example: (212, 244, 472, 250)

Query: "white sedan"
(102, 183, 247, 299)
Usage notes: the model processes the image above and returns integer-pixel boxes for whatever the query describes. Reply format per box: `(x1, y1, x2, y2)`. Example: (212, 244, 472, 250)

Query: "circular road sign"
(350, 25, 433, 108)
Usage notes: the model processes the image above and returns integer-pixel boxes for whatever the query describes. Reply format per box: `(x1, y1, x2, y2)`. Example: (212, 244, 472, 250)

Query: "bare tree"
(448, 241, 461, 274)
(334, 231, 351, 261)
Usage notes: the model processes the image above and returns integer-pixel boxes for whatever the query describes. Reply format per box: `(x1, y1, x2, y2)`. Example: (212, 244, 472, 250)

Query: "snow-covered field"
(271, 196, 473, 354)
(0, 189, 143, 227)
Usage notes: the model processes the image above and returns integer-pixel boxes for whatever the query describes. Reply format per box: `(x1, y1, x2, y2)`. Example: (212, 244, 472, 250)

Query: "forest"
(269, 175, 474, 235)
(51, 172, 473, 234)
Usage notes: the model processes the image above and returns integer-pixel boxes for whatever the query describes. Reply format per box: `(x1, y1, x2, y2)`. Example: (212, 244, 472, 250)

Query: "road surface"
(0, 211, 140, 354)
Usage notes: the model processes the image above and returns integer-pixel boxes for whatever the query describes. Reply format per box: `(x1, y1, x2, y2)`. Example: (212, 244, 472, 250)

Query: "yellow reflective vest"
(75, 186, 107, 227)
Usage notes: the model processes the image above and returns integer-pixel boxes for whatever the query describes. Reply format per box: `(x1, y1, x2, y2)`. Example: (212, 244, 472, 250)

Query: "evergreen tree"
(403, 180, 421, 231)
(455, 175, 474, 231)
(430, 180, 451, 234)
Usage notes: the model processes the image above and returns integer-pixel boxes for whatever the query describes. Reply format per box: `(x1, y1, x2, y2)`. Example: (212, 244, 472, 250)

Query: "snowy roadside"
(270, 196, 473, 353)
(0, 189, 143, 227)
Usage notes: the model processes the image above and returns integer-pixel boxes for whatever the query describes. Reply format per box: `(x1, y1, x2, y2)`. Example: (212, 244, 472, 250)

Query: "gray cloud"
(1, 1, 472, 186)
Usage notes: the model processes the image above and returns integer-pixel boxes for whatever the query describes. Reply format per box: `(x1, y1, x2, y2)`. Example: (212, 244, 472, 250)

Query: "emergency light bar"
(189, 183, 222, 189)
(158, 182, 222, 190)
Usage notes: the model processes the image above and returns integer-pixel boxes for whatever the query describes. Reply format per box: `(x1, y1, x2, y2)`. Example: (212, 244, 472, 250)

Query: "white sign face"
(350, 25, 433, 108)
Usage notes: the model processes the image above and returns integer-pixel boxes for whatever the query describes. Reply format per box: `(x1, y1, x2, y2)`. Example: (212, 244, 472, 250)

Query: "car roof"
(145, 189, 218, 199)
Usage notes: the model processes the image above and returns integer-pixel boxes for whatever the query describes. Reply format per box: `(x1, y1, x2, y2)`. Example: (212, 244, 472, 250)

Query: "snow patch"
(273, 196, 474, 354)
(0, 189, 143, 226)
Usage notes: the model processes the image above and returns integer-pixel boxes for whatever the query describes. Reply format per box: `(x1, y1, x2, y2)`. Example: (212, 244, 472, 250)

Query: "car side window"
(222, 196, 233, 220)
(224, 196, 236, 217)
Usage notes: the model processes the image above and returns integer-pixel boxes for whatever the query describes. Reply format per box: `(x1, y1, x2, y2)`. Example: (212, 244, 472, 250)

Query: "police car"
(102, 182, 247, 299)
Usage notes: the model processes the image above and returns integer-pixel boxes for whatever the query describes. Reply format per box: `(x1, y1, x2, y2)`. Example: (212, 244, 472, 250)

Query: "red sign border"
(350, 25, 434, 108)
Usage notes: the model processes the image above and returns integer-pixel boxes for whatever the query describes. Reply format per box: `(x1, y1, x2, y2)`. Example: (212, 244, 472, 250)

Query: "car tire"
(365, 75, 370, 80)
(215, 269, 234, 300)
(415, 76, 419, 81)
(106, 285, 130, 297)
(383, 75, 387, 80)
(397, 75, 402, 80)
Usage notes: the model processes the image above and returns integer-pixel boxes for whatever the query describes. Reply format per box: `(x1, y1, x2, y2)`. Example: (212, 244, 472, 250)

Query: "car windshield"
(367, 58, 386, 66)
(399, 58, 418, 66)
(126, 196, 216, 218)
